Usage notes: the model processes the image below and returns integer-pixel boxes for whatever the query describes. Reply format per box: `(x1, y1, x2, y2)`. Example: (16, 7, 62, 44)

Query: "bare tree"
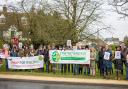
(50, 0, 103, 38)
(108, 0, 128, 18)
(5, 0, 106, 44)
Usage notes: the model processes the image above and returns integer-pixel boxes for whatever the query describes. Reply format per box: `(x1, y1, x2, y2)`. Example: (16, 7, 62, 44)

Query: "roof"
(104, 38, 119, 42)
(0, 14, 6, 19)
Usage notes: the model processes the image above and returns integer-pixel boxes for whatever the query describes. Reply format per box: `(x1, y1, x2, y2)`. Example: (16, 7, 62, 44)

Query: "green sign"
(49, 50, 90, 64)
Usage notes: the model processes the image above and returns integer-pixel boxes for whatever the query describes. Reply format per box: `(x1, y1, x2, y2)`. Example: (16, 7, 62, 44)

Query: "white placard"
(67, 40, 71, 46)
(18, 42, 23, 49)
(104, 52, 110, 60)
(115, 51, 121, 59)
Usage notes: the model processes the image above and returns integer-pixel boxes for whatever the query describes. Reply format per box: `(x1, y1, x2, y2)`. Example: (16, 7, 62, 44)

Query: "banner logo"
(52, 51, 60, 62)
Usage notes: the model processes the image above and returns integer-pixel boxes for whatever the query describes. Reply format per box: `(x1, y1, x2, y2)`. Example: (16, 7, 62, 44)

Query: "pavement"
(0, 74, 128, 86)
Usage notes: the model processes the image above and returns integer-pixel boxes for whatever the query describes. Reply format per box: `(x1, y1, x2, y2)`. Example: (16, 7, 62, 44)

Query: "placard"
(67, 40, 72, 46)
(115, 51, 121, 59)
(104, 52, 110, 60)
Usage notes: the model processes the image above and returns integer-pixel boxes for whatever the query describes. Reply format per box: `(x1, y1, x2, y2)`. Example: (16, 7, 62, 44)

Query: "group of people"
(0, 43, 128, 80)
(98, 45, 128, 80)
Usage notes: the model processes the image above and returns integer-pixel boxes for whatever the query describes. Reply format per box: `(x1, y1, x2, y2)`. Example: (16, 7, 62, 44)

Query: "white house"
(104, 37, 120, 45)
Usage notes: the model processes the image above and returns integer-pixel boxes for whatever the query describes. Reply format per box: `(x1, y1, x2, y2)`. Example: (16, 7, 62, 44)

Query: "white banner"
(7, 55, 44, 69)
(49, 50, 90, 64)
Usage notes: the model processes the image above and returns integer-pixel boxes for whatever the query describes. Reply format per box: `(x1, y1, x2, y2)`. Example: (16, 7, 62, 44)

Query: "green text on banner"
(49, 50, 90, 64)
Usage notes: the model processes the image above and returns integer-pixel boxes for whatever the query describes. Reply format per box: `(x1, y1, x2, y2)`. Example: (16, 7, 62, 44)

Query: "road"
(0, 81, 127, 89)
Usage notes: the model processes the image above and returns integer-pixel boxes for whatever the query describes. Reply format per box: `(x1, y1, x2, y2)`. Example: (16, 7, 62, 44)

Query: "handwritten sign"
(104, 52, 110, 60)
(67, 40, 71, 46)
(115, 51, 121, 59)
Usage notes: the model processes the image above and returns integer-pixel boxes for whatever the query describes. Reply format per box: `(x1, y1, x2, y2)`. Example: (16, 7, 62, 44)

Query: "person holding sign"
(126, 52, 128, 80)
(103, 45, 112, 79)
(98, 46, 106, 76)
(113, 46, 123, 80)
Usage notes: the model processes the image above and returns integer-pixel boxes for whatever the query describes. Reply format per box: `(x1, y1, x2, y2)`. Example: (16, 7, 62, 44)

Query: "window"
(21, 16, 27, 25)
(0, 14, 6, 24)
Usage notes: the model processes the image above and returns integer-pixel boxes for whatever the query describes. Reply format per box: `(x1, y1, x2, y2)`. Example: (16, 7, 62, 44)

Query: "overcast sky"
(0, 0, 128, 41)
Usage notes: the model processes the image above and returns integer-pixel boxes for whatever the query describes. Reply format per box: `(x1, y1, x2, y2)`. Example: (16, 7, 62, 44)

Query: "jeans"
(100, 62, 104, 76)
(68, 64, 70, 73)
(77, 64, 80, 75)
(52, 64, 56, 74)
(5, 59, 9, 71)
(103, 60, 112, 76)
(73, 64, 77, 75)
(61, 64, 66, 73)
(71, 64, 73, 73)
(46, 61, 50, 73)
(83, 66, 90, 75)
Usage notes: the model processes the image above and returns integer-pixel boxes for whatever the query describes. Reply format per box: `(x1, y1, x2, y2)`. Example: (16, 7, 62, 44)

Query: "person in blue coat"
(10, 47, 18, 57)
(103, 45, 112, 79)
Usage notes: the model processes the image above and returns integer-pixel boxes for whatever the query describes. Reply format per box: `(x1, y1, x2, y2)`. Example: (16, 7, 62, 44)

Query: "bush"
(110, 44, 116, 51)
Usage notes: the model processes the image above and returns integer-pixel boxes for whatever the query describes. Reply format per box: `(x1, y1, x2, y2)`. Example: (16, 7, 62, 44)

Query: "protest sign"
(49, 50, 90, 64)
(8, 55, 44, 69)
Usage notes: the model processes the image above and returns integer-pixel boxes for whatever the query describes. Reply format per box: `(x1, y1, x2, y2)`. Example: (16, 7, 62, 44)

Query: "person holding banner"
(83, 45, 90, 76)
(36, 45, 45, 72)
(60, 46, 67, 74)
(18, 47, 24, 57)
(10, 47, 19, 71)
(44, 45, 51, 73)
(29, 46, 36, 56)
(24, 46, 30, 57)
(113, 46, 123, 80)
(10, 47, 18, 57)
(3, 44, 10, 71)
(90, 47, 97, 76)
(103, 45, 112, 79)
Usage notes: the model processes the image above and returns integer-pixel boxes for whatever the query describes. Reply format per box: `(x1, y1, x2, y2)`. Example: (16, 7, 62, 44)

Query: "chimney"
(3, 5, 7, 13)
(31, 5, 35, 12)
(3, 0, 7, 13)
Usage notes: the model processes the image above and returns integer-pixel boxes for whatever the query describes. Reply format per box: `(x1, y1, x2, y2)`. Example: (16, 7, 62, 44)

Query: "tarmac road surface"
(0, 81, 127, 89)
